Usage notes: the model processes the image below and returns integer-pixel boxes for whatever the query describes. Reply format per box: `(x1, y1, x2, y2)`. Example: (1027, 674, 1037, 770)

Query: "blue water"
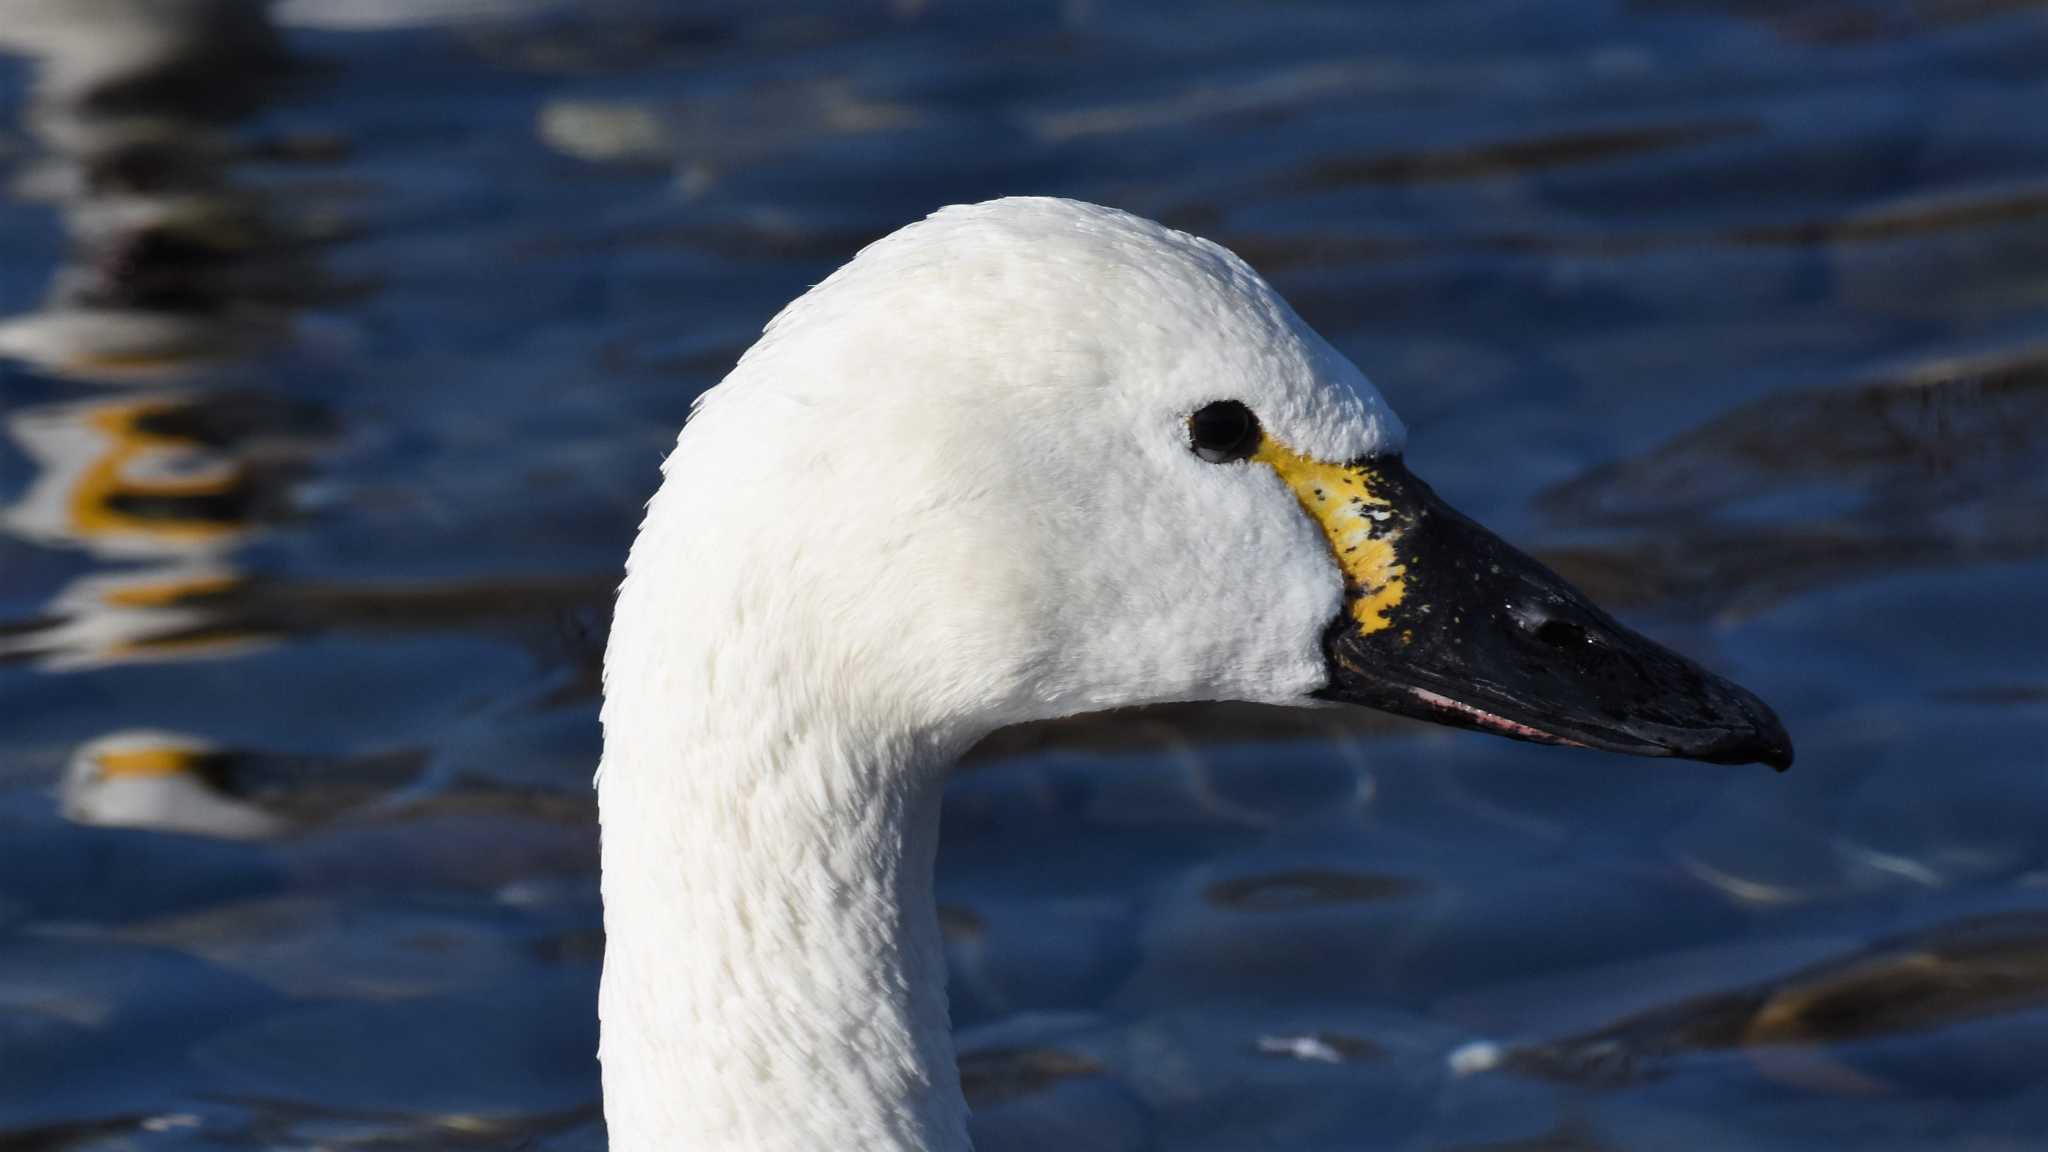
(2, 2, 2046, 1148)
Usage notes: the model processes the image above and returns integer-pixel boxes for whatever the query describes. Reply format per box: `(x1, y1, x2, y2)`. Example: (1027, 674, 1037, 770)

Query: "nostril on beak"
(1533, 618, 1589, 650)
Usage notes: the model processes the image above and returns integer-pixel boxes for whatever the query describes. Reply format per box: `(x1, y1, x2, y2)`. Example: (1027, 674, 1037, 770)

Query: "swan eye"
(1187, 400, 1260, 463)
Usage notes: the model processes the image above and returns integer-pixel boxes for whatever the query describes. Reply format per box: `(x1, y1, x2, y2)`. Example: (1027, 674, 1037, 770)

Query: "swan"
(597, 197, 1791, 1152)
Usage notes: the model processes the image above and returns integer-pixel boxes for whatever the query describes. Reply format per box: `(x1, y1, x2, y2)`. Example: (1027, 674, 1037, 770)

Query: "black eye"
(1187, 400, 1260, 463)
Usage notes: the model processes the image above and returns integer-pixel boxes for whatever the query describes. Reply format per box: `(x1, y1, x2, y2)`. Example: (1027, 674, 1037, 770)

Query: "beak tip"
(1658, 687, 1793, 771)
(1667, 726, 1792, 771)
(1762, 740, 1795, 773)
(1748, 696, 1795, 773)
(1726, 698, 1794, 772)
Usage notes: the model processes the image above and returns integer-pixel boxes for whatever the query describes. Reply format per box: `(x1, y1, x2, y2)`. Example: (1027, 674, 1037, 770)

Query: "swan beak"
(1259, 446, 1793, 770)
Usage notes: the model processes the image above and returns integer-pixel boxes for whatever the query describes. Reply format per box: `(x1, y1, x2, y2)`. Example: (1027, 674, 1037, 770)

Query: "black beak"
(1297, 456, 1792, 770)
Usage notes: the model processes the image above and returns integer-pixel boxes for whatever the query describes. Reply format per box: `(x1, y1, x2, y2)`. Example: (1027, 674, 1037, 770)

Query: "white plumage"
(598, 198, 1404, 1152)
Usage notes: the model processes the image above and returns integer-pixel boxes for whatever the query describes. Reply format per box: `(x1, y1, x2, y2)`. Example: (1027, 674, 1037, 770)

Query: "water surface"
(2, 2, 2046, 1148)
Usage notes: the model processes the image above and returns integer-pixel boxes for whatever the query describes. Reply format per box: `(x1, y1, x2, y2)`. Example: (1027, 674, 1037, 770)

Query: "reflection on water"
(1458, 912, 2048, 1094)
(0, 1101, 602, 1152)
(3, 393, 328, 556)
(0, 0, 347, 680)
(958, 1046, 1107, 1107)
(225, 1100, 600, 1152)
(60, 729, 434, 839)
(1540, 345, 2048, 618)
(62, 729, 287, 839)
(540, 83, 926, 196)
(0, 0, 325, 378)
(1205, 868, 1420, 910)
(1, 390, 335, 667)
(1641, 0, 2048, 45)
(1254, 1030, 1384, 1064)
(0, 2, 2045, 1150)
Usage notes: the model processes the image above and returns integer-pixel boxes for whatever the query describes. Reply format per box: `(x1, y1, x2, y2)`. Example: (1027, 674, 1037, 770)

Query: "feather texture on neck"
(599, 601, 968, 1152)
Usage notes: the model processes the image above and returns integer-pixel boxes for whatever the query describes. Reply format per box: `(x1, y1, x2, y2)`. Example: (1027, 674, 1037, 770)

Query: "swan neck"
(597, 712, 967, 1152)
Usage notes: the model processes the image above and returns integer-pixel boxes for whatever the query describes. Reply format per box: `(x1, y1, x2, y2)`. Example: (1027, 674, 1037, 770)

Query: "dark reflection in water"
(1442, 1117, 1613, 1152)
(958, 1046, 1107, 1107)
(1546, 348, 2048, 524)
(1267, 120, 1759, 193)
(966, 699, 1413, 764)
(1464, 913, 2048, 1093)
(58, 729, 423, 839)
(1638, 0, 2048, 45)
(0, 2, 2044, 1150)
(0, 0, 356, 685)
(1205, 868, 1420, 910)
(1, 567, 608, 676)
(56, 726, 597, 842)
(0, 1101, 601, 1152)
(0, 0, 340, 378)
(1538, 345, 2048, 618)
(0, 1112, 157, 1152)
(222, 1100, 601, 1152)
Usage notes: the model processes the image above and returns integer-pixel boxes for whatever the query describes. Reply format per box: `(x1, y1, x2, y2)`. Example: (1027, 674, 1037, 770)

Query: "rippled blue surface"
(2, 2, 2046, 1148)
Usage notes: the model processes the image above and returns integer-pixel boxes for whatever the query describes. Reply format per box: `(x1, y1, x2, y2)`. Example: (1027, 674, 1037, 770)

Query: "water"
(1, 1, 2045, 1147)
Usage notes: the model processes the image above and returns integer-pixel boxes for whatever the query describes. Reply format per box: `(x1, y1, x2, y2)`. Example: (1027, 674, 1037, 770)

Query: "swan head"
(627, 197, 1790, 769)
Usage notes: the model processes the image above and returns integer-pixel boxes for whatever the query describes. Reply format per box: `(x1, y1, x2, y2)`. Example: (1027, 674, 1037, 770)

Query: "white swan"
(597, 197, 1790, 1152)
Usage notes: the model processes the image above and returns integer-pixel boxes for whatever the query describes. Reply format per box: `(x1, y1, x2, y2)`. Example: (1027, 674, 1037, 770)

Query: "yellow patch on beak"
(1252, 437, 1408, 634)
